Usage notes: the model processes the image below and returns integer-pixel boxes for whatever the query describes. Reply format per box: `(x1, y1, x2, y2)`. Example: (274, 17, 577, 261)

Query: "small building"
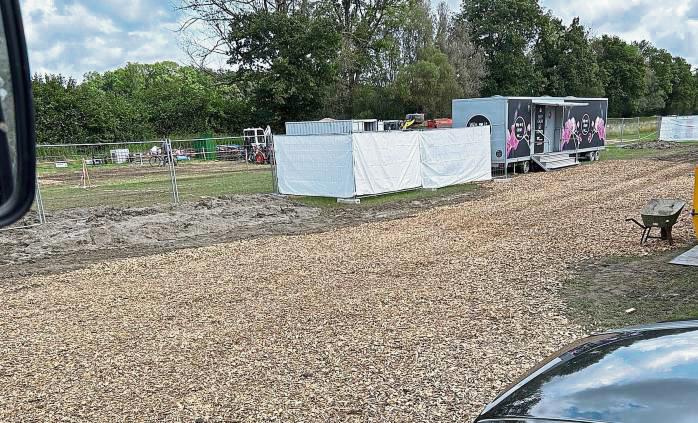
(285, 119, 379, 135)
(452, 96, 608, 172)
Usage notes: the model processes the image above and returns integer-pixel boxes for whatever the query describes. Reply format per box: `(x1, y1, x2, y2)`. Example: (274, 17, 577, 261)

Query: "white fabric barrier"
(419, 127, 492, 188)
(275, 134, 355, 198)
(274, 127, 492, 197)
(352, 131, 422, 196)
(660, 116, 698, 142)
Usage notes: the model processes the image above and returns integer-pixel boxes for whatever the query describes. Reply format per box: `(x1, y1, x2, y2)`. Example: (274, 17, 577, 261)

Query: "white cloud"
(21, 0, 698, 79)
(541, 0, 698, 66)
(440, 0, 698, 67)
(20, 0, 187, 79)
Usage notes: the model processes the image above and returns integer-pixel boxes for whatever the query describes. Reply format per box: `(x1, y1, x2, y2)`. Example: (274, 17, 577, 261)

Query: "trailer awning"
(533, 99, 589, 107)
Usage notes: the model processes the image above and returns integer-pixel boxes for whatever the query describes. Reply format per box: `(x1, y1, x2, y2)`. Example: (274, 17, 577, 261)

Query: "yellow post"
(694, 164, 698, 239)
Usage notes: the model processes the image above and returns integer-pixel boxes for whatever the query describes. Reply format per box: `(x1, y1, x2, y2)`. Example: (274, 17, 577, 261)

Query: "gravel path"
(1, 159, 695, 421)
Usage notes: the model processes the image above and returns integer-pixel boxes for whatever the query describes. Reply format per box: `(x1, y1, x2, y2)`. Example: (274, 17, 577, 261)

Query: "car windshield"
(1, 0, 697, 421)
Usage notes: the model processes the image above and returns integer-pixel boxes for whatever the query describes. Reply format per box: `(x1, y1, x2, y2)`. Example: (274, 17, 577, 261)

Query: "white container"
(110, 148, 130, 164)
(285, 119, 378, 135)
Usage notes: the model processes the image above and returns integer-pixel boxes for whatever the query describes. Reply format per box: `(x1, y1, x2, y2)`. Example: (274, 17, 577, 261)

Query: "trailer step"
(531, 153, 579, 171)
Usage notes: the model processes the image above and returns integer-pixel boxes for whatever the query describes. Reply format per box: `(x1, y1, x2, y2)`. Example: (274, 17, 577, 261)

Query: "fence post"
(167, 138, 180, 205)
(269, 135, 279, 193)
(504, 151, 509, 179)
(35, 174, 46, 224)
(620, 118, 624, 143)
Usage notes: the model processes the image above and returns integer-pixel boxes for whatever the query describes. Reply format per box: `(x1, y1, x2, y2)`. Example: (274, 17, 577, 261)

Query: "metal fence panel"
(606, 116, 661, 143)
(34, 136, 274, 213)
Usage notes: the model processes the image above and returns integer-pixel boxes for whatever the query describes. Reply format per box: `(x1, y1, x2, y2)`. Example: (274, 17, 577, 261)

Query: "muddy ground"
(11, 142, 695, 282)
(0, 188, 487, 279)
(565, 246, 698, 332)
(622, 140, 682, 150)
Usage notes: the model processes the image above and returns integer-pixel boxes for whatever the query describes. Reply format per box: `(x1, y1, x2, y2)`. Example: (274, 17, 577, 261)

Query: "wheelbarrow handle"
(625, 218, 646, 229)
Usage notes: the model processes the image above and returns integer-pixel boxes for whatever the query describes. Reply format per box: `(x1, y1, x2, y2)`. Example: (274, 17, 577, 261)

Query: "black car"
(475, 321, 698, 423)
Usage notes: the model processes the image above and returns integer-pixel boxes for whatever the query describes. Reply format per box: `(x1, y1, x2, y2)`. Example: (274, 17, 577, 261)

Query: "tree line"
(33, 0, 698, 144)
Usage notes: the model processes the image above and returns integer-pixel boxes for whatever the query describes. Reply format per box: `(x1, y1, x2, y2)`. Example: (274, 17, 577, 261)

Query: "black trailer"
(452, 96, 608, 172)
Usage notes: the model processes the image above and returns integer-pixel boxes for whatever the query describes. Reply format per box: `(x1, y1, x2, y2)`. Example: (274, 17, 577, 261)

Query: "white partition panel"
(275, 134, 355, 198)
(276, 128, 492, 198)
(352, 131, 422, 196)
(419, 127, 492, 189)
(660, 116, 698, 142)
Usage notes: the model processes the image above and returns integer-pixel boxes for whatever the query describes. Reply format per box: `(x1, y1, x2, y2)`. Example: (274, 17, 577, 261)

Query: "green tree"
(665, 56, 697, 115)
(593, 35, 646, 117)
(32, 62, 250, 144)
(462, 0, 544, 96)
(635, 41, 674, 115)
(350, 84, 404, 119)
(533, 16, 604, 97)
(32, 74, 86, 144)
(394, 46, 462, 117)
(227, 11, 340, 129)
(439, 3, 486, 98)
(694, 70, 698, 113)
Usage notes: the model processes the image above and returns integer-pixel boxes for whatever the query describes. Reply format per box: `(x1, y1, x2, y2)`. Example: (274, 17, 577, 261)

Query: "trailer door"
(533, 105, 558, 154)
(533, 105, 545, 154)
(544, 107, 556, 153)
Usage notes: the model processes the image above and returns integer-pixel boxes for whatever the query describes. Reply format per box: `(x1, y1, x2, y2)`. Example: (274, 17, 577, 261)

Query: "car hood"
(478, 322, 698, 423)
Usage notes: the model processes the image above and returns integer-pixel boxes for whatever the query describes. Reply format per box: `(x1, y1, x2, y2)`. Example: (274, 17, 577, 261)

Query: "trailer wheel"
(519, 161, 530, 174)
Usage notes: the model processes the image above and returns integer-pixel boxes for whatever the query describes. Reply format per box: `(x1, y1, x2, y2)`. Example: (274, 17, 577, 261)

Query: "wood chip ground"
(1, 159, 695, 421)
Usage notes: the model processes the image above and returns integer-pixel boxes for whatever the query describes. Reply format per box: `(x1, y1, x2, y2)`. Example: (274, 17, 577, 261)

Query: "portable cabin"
(285, 119, 379, 135)
(452, 96, 608, 172)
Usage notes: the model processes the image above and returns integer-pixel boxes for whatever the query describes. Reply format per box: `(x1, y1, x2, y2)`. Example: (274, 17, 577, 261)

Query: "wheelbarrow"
(626, 199, 686, 245)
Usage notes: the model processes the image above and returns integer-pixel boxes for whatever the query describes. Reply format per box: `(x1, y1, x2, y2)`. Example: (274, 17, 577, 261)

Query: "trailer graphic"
(453, 96, 608, 172)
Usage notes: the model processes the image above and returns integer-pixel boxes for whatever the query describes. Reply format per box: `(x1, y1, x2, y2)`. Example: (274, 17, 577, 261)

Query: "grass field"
(36, 157, 481, 211)
(37, 160, 274, 210)
(293, 183, 478, 208)
(565, 247, 698, 331)
(600, 141, 698, 160)
(606, 116, 660, 142)
(33, 136, 697, 211)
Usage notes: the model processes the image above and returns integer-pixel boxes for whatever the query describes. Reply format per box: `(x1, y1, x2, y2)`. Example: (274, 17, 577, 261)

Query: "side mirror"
(0, 0, 36, 227)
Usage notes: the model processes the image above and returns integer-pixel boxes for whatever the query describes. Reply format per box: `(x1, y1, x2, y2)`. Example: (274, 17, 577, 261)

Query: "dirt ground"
(621, 140, 681, 150)
(0, 189, 486, 279)
(0, 156, 696, 421)
(565, 246, 698, 332)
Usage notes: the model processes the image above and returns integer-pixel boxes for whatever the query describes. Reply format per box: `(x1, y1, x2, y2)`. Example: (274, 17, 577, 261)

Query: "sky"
(19, 0, 698, 80)
(20, 0, 186, 78)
